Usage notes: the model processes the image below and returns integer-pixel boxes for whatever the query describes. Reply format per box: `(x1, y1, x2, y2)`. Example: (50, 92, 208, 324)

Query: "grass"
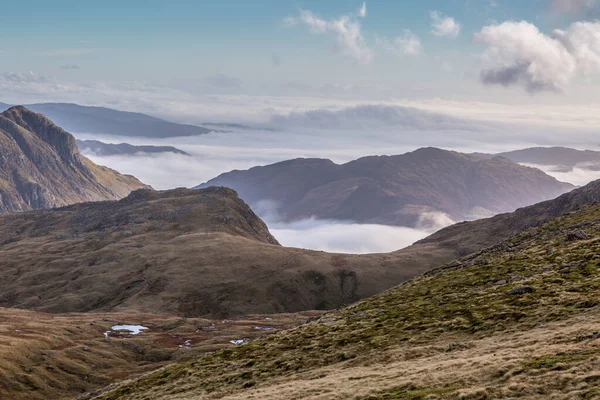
(90, 202, 600, 399)
(0, 308, 319, 400)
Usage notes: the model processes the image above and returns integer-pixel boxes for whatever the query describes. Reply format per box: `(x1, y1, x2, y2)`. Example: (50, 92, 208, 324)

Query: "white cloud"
(376, 30, 422, 56)
(475, 20, 600, 93)
(285, 7, 373, 64)
(268, 218, 433, 254)
(430, 11, 461, 38)
(521, 163, 600, 186)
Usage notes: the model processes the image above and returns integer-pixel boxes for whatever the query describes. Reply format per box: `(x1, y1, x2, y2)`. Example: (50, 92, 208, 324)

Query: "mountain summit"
(197, 148, 574, 226)
(0, 106, 148, 212)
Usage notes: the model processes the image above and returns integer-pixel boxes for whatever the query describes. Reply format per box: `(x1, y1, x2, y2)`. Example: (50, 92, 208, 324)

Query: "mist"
(521, 163, 600, 187)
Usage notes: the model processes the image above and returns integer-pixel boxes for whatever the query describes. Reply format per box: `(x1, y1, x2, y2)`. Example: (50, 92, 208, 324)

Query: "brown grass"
(0, 308, 321, 400)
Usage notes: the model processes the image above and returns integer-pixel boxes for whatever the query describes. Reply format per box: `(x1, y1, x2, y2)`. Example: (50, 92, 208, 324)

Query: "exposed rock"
(566, 230, 589, 241)
(0, 106, 148, 213)
(508, 286, 536, 296)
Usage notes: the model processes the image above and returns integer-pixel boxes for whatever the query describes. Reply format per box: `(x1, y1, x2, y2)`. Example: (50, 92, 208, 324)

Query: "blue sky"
(1, 0, 600, 110)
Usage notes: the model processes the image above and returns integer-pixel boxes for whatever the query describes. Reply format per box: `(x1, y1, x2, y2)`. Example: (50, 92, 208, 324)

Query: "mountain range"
(197, 148, 574, 226)
(4, 104, 600, 399)
(77, 139, 189, 156)
(0, 106, 147, 213)
(476, 146, 600, 172)
(0, 102, 212, 138)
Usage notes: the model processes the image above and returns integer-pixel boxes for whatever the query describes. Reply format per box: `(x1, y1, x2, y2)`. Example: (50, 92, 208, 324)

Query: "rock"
(446, 342, 470, 352)
(495, 280, 508, 286)
(507, 286, 536, 295)
(566, 230, 589, 241)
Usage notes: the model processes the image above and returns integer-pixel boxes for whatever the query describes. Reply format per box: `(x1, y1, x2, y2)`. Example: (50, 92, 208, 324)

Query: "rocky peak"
(0, 106, 80, 164)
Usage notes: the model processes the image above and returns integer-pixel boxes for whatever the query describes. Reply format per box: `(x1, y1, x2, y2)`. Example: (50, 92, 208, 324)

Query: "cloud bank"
(269, 219, 432, 254)
(475, 20, 600, 93)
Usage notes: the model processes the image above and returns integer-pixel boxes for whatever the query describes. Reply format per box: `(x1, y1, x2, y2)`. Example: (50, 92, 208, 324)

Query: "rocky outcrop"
(0, 106, 148, 212)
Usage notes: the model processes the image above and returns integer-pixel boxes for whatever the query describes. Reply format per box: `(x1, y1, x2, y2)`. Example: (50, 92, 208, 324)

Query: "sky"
(3, 0, 600, 107)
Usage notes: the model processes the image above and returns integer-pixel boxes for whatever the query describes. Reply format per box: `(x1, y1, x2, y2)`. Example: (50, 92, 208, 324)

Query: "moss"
(96, 202, 600, 399)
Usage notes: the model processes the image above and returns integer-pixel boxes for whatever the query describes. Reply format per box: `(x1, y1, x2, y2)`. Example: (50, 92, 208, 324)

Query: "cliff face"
(0, 106, 148, 212)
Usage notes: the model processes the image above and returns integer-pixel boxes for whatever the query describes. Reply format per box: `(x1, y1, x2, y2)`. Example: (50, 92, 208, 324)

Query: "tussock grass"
(92, 203, 600, 399)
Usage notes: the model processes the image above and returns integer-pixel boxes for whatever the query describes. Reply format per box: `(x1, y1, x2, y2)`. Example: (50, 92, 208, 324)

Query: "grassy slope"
(93, 202, 600, 400)
(0, 308, 320, 400)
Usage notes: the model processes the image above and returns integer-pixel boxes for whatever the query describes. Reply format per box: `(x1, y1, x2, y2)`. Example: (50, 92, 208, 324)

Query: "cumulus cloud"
(475, 20, 600, 93)
(376, 30, 422, 55)
(285, 6, 373, 63)
(430, 11, 461, 38)
(550, 0, 598, 12)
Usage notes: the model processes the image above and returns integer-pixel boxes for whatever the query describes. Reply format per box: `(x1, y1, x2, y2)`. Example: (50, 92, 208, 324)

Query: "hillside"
(0, 186, 454, 317)
(0, 307, 320, 400)
(0, 106, 147, 213)
(3, 177, 600, 320)
(0, 102, 212, 138)
(90, 195, 600, 400)
(77, 139, 189, 156)
(197, 148, 573, 226)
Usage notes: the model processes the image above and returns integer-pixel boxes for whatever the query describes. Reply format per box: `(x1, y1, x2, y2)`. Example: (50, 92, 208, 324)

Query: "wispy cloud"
(284, 5, 373, 64)
(430, 11, 461, 38)
(376, 30, 422, 56)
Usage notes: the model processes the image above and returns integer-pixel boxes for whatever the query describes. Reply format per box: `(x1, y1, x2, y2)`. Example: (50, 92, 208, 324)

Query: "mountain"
(2, 176, 600, 320)
(0, 102, 212, 138)
(0, 106, 148, 213)
(89, 188, 600, 400)
(0, 186, 450, 317)
(77, 139, 189, 156)
(476, 146, 600, 172)
(197, 148, 574, 226)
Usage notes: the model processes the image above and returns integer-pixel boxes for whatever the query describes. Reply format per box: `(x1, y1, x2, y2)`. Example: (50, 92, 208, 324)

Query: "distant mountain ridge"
(77, 139, 189, 156)
(0, 102, 212, 138)
(197, 147, 574, 226)
(475, 146, 600, 172)
(0, 106, 148, 213)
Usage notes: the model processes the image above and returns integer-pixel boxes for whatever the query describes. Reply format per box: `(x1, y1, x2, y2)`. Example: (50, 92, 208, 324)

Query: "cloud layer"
(475, 20, 600, 93)
(269, 218, 432, 254)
